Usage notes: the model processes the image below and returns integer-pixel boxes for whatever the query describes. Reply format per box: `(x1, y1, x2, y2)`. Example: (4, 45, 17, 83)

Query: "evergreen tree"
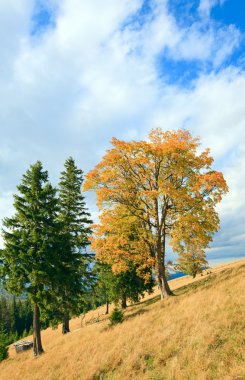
(57, 157, 92, 334)
(0, 295, 39, 344)
(112, 264, 155, 309)
(92, 262, 113, 314)
(94, 262, 154, 310)
(0, 161, 61, 356)
(9, 297, 18, 334)
(0, 329, 8, 361)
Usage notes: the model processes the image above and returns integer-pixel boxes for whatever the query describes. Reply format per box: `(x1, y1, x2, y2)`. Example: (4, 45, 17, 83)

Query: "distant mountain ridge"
(168, 271, 186, 280)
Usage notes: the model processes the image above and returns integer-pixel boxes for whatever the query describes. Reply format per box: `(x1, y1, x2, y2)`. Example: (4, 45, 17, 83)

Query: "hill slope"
(1, 260, 245, 380)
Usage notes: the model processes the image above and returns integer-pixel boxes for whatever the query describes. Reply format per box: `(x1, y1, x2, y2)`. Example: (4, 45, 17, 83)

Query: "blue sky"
(0, 0, 244, 265)
(31, 1, 56, 35)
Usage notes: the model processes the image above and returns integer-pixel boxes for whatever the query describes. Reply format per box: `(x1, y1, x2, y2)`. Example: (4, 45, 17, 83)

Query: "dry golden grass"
(1, 259, 245, 380)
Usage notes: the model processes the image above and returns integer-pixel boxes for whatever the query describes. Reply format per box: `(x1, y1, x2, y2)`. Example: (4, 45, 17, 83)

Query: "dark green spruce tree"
(57, 157, 92, 334)
(94, 261, 155, 311)
(92, 262, 113, 315)
(0, 329, 8, 361)
(0, 162, 61, 356)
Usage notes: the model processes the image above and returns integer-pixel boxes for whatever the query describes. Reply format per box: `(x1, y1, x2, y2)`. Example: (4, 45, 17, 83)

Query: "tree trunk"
(33, 303, 44, 356)
(121, 294, 127, 309)
(105, 300, 109, 315)
(62, 312, 70, 334)
(156, 262, 173, 299)
(156, 231, 173, 299)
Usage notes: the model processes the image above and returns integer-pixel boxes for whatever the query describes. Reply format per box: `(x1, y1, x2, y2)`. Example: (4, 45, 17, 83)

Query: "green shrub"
(0, 343, 8, 362)
(109, 307, 124, 326)
(0, 332, 8, 362)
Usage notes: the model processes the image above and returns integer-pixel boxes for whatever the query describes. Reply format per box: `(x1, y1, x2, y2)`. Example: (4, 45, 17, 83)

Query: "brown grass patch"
(1, 259, 244, 380)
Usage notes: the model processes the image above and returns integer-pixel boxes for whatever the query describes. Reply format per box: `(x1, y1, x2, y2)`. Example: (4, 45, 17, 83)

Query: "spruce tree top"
(1, 161, 60, 303)
(58, 157, 92, 250)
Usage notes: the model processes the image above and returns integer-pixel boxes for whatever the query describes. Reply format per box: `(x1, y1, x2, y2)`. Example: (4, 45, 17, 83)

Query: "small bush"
(0, 332, 8, 362)
(109, 307, 124, 326)
(0, 344, 8, 362)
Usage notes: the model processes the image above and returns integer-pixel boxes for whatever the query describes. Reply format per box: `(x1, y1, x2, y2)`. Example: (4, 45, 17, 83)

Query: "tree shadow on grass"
(124, 307, 149, 321)
(174, 273, 218, 297)
(125, 294, 161, 311)
(138, 295, 161, 307)
(101, 307, 149, 332)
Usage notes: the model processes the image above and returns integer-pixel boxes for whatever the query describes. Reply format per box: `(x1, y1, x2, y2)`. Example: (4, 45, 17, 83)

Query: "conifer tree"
(111, 264, 154, 309)
(94, 261, 154, 310)
(57, 157, 92, 334)
(0, 329, 8, 361)
(92, 262, 114, 314)
(0, 161, 61, 356)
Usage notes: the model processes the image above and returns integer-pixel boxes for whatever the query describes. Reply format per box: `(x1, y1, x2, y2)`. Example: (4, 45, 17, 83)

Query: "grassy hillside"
(1, 260, 244, 380)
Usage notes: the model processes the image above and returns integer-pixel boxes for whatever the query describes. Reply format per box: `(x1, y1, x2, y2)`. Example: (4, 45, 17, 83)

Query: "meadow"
(0, 259, 244, 380)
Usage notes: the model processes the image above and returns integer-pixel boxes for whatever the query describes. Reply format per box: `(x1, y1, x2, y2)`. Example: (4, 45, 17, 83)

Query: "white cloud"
(116, 0, 240, 67)
(198, 0, 225, 19)
(0, 0, 244, 260)
(172, 23, 240, 66)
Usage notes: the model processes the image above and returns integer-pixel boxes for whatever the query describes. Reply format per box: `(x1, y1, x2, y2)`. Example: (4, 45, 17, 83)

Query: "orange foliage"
(91, 205, 155, 280)
(84, 128, 228, 297)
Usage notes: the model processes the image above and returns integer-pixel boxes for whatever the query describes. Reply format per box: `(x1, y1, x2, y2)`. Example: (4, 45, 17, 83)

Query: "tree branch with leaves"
(84, 129, 228, 299)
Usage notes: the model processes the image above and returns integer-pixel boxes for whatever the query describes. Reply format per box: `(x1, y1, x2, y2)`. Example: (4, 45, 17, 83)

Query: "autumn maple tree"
(91, 205, 154, 278)
(176, 245, 208, 278)
(84, 129, 228, 299)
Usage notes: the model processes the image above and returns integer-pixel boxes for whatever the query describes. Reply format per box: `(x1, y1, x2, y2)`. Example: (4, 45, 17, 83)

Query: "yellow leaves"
(111, 261, 129, 273)
(83, 128, 227, 211)
(169, 206, 219, 255)
(90, 204, 154, 276)
(83, 127, 228, 275)
(83, 169, 100, 191)
(198, 148, 213, 168)
(196, 171, 228, 204)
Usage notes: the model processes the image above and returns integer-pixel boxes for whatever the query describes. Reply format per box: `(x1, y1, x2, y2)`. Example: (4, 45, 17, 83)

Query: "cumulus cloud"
(117, 0, 240, 68)
(198, 0, 225, 18)
(0, 0, 244, 262)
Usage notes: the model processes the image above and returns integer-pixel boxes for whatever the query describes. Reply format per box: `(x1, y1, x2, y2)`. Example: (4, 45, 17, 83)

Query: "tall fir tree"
(0, 161, 61, 356)
(57, 157, 92, 334)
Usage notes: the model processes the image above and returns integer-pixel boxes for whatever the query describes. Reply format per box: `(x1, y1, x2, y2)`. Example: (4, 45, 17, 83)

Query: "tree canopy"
(84, 129, 228, 298)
